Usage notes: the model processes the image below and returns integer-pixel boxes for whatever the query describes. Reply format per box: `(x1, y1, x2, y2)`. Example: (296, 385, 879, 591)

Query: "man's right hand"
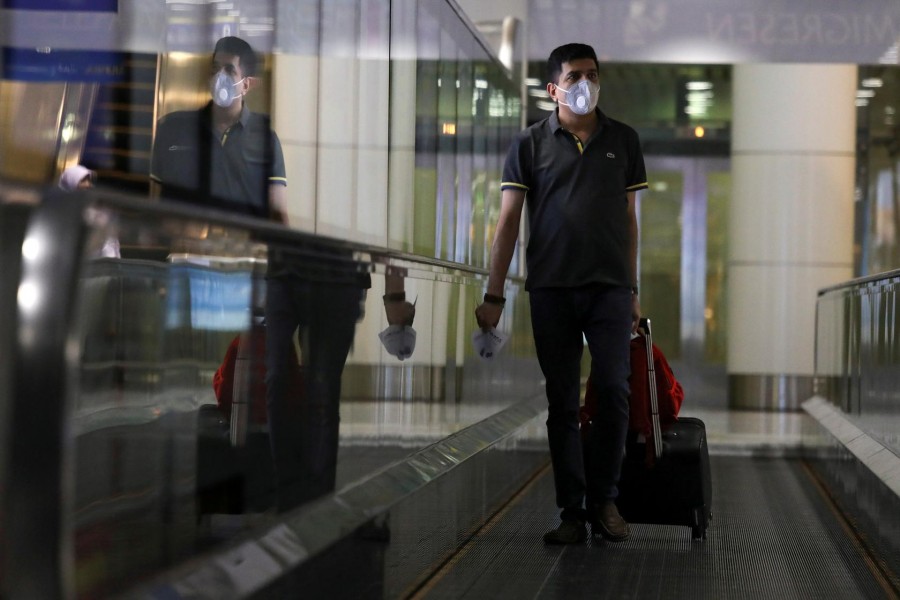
(475, 302, 503, 331)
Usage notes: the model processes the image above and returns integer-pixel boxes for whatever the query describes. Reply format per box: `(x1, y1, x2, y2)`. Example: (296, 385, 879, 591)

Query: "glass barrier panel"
(70, 196, 539, 596)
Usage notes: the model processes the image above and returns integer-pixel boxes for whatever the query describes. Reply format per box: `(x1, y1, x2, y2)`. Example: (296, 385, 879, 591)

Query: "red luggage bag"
(582, 318, 712, 540)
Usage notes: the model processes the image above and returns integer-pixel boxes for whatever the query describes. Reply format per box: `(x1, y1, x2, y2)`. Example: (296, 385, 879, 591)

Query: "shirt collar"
(202, 101, 251, 128)
(549, 107, 611, 133)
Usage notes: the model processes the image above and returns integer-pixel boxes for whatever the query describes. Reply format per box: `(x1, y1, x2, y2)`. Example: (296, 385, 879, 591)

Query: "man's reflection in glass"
(265, 245, 370, 512)
(150, 36, 288, 223)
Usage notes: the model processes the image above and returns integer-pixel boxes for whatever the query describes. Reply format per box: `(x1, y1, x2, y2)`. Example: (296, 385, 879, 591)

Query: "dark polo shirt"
(501, 108, 648, 291)
(151, 102, 286, 218)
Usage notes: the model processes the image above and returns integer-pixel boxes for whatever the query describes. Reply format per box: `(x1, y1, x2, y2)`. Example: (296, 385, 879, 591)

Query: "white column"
(272, 53, 320, 232)
(728, 64, 857, 410)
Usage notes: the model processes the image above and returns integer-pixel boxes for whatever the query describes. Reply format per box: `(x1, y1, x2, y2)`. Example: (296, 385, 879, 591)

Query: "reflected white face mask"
(556, 79, 598, 115)
(379, 325, 417, 360)
(210, 71, 245, 108)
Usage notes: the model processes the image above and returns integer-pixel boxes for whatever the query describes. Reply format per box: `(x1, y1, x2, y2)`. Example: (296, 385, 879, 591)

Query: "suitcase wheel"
(691, 508, 709, 541)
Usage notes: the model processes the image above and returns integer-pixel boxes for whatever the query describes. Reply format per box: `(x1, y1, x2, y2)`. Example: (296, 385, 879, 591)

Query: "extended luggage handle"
(639, 317, 664, 460)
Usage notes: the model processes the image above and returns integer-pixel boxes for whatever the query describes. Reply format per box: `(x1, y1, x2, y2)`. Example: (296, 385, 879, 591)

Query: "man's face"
(549, 58, 599, 106)
(211, 52, 250, 96)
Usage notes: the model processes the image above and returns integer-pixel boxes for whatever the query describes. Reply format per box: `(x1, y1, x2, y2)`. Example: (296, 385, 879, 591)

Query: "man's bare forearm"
(487, 225, 517, 295)
(486, 190, 525, 296)
(627, 191, 638, 287)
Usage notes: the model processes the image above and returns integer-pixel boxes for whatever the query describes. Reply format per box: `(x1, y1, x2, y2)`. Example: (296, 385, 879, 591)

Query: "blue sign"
(2, 0, 117, 11)
(2, 47, 125, 82)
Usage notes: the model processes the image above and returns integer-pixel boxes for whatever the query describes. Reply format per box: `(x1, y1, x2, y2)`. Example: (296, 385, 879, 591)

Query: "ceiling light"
(686, 91, 713, 102)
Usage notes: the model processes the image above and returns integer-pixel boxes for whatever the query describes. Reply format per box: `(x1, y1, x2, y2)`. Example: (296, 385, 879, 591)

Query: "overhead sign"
(2, 0, 117, 11)
(529, 0, 900, 65)
(1, 1, 273, 54)
(2, 47, 125, 82)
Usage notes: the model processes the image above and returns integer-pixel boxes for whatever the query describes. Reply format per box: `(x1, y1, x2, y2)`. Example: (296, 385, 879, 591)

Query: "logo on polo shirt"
(168, 145, 191, 151)
(607, 152, 615, 158)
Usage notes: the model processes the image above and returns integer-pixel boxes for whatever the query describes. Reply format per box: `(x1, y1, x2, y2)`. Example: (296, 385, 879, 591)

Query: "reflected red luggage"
(212, 324, 304, 425)
(582, 318, 712, 540)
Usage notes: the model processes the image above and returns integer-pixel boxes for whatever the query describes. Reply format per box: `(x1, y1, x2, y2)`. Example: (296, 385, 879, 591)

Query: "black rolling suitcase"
(614, 318, 712, 540)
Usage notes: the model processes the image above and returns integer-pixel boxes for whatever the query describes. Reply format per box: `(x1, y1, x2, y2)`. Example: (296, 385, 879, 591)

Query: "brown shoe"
(591, 501, 630, 542)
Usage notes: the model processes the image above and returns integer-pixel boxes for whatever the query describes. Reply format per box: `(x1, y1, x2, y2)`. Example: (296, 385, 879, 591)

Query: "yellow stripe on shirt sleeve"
(269, 177, 287, 185)
(626, 182, 648, 191)
(500, 182, 529, 191)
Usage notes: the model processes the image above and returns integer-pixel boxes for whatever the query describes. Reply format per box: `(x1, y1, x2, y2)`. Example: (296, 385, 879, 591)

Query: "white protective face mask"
(378, 325, 417, 360)
(556, 79, 598, 115)
(210, 71, 245, 108)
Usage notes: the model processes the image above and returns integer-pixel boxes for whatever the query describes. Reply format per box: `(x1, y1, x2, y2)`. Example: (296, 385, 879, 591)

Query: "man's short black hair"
(214, 36, 258, 77)
(547, 43, 599, 84)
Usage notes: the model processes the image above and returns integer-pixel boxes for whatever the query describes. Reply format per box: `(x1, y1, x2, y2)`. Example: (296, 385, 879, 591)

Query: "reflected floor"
(682, 407, 809, 456)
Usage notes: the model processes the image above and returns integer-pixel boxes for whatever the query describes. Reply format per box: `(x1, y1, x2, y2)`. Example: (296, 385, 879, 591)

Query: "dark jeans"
(265, 276, 364, 512)
(529, 284, 632, 516)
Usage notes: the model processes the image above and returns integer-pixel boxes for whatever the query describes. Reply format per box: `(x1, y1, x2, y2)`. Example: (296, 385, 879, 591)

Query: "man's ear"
(546, 81, 559, 103)
(242, 76, 259, 94)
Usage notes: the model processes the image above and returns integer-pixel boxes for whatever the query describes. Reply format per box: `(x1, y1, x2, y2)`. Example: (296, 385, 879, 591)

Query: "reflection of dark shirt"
(150, 102, 286, 218)
(501, 108, 647, 291)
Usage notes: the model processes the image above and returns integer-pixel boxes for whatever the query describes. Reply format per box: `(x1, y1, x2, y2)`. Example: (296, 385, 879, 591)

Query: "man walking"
(475, 43, 647, 544)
